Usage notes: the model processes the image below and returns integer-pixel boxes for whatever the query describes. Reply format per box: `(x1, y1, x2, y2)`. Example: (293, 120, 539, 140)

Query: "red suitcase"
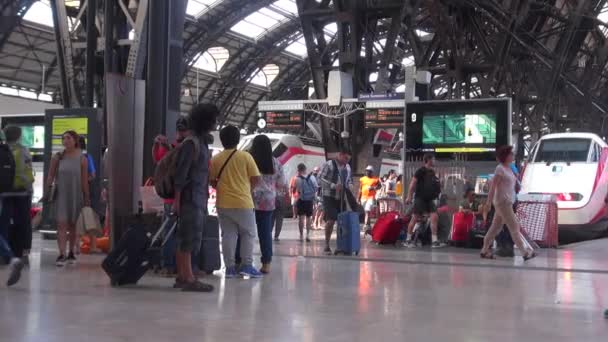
(371, 211, 404, 245)
(450, 212, 475, 246)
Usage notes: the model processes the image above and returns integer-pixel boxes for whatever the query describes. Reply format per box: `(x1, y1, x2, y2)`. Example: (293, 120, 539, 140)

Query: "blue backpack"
(298, 175, 316, 201)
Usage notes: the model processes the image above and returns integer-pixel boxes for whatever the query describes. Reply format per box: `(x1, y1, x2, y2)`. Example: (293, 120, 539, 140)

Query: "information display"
(51, 117, 88, 153)
(261, 111, 304, 130)
(405, 99, 511, 161)
(365, 108, 404, 128)
(422, 113, 496, 145)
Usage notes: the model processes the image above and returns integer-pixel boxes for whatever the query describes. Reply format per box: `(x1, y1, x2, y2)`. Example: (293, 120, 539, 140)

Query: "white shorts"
(362, 199, 376, 212)
(291, 197, 298, 206)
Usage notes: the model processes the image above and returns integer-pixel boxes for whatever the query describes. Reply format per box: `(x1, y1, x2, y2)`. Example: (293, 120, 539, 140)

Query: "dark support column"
(144, 0, 187, 178)
(145, 0, 169, 178)
(85, 0, 97, 107)
(49, 0, 70, 107)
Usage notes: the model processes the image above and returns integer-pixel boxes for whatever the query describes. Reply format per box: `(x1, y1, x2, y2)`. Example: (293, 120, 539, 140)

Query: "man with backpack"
(171, 104, 218, 292)
(0, 129, 25, 286)
(319, 149, 353, 255)
(0, 126, 34, 261)
(404, 153, 445, 248)
(293, 163, 318, 242)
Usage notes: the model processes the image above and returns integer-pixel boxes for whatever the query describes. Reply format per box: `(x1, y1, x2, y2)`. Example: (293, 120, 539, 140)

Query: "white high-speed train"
(238, 133, 401, 181)
(520, 132, 608, 235)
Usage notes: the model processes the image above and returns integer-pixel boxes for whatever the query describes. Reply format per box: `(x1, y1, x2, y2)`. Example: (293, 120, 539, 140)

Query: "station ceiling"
(1, 0, 607, 133)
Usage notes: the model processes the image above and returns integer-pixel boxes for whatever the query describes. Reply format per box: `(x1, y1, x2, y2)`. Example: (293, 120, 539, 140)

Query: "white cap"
(365, 165, 374, 171)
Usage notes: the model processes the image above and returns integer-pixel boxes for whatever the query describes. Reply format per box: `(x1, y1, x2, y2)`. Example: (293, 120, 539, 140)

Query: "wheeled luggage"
(197, 215, 221, 274)
(335, 211, 360, 255)
(101, 215, 176, 286)
(371, 211, 404, 245)
(450, 212, 475, 247)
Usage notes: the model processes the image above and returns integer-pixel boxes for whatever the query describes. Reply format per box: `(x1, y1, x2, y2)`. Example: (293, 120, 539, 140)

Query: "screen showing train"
(405, 99, 510, 161)
(422, 113, 496, 145)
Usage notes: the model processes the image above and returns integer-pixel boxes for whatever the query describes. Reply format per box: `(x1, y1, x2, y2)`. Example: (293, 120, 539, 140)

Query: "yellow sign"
(52, 117, 88, 135)
(434, 147, 494, 153)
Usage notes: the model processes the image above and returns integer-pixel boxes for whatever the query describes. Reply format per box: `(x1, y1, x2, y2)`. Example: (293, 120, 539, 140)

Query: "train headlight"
(556, 193, 583, 201)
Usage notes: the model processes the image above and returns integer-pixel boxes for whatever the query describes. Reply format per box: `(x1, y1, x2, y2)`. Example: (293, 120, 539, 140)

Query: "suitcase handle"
(150, 214, 177, 247)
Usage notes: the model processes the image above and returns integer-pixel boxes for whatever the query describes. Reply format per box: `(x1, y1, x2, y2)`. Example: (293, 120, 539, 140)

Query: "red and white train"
(520, 132, 608, 236)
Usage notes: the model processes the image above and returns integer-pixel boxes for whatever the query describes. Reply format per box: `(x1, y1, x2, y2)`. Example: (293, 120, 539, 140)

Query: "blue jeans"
(256, 210, 274, 264)
(0, 195, 32, 258)
(0, 199, 14, 260)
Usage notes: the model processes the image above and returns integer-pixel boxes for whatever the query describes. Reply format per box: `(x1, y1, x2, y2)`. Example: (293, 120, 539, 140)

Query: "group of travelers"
(1, 101, 537, 290)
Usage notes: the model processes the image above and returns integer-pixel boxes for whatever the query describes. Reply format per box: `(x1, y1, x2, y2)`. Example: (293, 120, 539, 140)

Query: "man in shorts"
(319, 149, 352, 254)
(294, 163, 318, 242)
(358, 165, 380, 231)
(404, 153, 445, 248)
(173, 103, 218, 292)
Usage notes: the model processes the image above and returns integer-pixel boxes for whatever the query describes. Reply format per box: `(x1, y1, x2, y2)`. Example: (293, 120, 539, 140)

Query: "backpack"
(0, 143, 16, 193)
(153, 136, 200, 199)
(298, 174, 316, 201)
(11, 144, 34, 190)
(420, 169, 441, 200)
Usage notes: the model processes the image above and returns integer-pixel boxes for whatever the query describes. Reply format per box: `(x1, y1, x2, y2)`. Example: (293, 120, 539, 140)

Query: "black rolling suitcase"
(197, 215, 221, 274)
(102, 215, 176, 286)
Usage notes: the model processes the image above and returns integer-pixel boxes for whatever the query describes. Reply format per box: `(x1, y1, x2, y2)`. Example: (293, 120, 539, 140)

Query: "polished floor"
(1, 221, 607, 342)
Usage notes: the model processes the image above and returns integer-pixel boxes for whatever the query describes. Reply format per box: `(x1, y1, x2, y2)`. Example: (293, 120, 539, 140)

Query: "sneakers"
(55, 255, 66, 267)
(402, 240, 416, 248)
(225, 266, 239, 279)
(260, 263, 271, 274)
(324, 246, 332, 255)
(273, 237, 280, 242)
(305, 237, 311, 242)
(67, 252, 77, 265)
(239, 265, 264, 278)
(6, 258, 24, 286)
(181, 280, 214, 292)
(431, 241, 447, 249)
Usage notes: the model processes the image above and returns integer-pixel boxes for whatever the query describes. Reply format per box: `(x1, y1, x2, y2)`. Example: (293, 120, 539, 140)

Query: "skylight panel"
(271, 0, 298, 15)
(284, 37, 308, 57)
(192, 46, 229, 72)
(23, 0, 54, 28)
(186, 0, 217, 18)
(230, 4, 287, 38)
(250, 64, 280, 87)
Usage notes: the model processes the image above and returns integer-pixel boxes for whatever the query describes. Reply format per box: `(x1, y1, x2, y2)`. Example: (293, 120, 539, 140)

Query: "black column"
(85, 0, 97, 107)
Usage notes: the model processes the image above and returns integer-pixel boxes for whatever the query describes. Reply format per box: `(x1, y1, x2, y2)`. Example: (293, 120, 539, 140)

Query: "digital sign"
(260, 111, 304, 130)
(364, 108, 404, 128)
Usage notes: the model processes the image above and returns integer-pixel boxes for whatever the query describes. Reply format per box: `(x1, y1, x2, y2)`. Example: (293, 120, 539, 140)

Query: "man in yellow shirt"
(210, 126, 262, 278)
(358, 165, 381, 230)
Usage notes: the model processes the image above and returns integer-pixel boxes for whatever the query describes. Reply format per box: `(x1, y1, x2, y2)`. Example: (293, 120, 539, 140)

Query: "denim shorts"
(177, 203, 203, 253)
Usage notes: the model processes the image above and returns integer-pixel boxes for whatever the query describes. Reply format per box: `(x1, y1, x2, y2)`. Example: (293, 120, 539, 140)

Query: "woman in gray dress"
(45, 131, 90, 266)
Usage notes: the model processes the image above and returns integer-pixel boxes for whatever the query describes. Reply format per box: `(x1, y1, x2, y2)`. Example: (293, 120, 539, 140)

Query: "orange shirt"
(359, 176, 380, 201)
(289, 176, 299, 199)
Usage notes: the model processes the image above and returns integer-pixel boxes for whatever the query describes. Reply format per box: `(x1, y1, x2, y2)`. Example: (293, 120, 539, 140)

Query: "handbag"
(140, 178, 164, 214)
(77, 206, 103, 237)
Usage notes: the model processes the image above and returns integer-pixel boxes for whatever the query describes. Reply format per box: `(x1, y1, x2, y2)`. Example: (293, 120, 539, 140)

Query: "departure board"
(364, 108, 404, 128)
(262, 111, 304, 130)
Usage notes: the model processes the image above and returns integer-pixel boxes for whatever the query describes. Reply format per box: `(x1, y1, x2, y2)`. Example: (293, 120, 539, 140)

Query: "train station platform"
(1, 220, 607, 342)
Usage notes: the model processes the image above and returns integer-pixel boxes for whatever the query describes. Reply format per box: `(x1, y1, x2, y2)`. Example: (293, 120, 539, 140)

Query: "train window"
(590, 143, 601, 162)
(535, 139, 591, 163)
(273, 143, 288, 158)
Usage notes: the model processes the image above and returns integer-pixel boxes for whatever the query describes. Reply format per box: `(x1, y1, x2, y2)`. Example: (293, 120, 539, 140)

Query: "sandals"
(181, 280, 214, 293)
(480, 251, 495, 259)
(523, 251, 537, 261)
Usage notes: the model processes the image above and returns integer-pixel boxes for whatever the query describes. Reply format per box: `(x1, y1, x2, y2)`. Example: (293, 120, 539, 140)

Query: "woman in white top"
(480, 146, 536, 260)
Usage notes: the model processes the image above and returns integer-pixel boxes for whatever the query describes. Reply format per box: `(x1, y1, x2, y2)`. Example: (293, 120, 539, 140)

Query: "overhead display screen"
(405, 99, 511, 161)
(365, 108, 404, 128)
(260, 111, 304, 130)
(422, 113, 496, 145)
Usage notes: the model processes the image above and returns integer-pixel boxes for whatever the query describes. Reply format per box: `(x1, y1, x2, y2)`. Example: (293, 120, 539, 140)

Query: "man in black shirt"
(404, 153, 445, 248)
